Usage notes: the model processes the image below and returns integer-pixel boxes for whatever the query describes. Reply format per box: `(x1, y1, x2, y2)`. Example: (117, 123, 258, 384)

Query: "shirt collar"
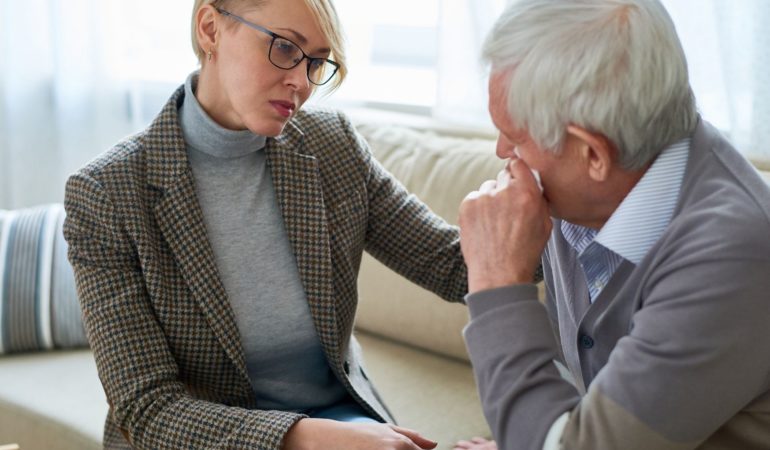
(560, 221, 597, 256)
(593, 138, 691, 264)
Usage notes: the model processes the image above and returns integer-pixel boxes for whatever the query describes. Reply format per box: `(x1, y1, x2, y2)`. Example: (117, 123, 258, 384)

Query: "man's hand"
(459, 159, 552, 294)
(283, 418, 438, 450)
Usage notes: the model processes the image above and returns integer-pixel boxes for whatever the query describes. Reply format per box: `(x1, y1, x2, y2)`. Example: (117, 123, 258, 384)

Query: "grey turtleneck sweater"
(178, 72, 348, 412)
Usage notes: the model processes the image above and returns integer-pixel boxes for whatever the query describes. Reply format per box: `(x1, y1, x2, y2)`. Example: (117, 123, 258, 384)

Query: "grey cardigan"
(464, 119, 770, 450)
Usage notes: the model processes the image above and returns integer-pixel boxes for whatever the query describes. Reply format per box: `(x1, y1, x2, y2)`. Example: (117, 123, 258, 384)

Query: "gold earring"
(207, 50, 213, 61)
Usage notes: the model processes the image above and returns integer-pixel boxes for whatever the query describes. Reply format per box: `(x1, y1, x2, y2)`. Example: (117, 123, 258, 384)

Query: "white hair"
(483, 0, 698, 169)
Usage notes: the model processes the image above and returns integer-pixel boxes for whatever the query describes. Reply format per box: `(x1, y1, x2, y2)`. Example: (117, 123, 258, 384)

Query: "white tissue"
(530, 168, 543, 192)
(512, 149, 543, 192)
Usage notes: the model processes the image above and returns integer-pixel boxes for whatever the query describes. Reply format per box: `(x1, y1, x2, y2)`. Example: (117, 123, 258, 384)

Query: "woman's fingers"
(390, 425, 438, 449)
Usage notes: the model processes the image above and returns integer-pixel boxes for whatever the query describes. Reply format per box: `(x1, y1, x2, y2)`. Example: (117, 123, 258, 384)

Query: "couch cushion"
(356, 331, 490, 445)
(0, 204, 87, 354)
(356, 123, 501, 224)
(0, 350, 106, 449)
(354, 123, 502, 362)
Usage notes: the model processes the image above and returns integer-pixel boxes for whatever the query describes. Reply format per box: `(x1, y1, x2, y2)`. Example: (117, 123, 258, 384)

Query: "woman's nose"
(284, 61, 310, 91)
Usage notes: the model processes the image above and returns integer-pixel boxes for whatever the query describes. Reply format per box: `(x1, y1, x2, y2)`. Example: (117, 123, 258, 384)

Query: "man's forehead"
(488, 78, 507, 113)
(488, 75, 519, 134)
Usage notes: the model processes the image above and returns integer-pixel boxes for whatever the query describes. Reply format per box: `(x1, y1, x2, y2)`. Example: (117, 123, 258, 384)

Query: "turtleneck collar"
(179, 71, 267, 159)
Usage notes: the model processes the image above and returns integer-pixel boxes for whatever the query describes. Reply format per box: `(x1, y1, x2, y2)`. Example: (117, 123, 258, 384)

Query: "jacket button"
(343, 361, 350, 375)
(579, 334, 595, 349)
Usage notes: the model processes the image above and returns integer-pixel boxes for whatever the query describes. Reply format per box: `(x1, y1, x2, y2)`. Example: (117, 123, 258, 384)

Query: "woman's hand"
(283, 418, 438, 450)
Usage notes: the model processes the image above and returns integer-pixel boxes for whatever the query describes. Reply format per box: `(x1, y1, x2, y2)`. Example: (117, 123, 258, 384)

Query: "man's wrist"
(465, 283, 540, 318)
(468, 271, 534, 294)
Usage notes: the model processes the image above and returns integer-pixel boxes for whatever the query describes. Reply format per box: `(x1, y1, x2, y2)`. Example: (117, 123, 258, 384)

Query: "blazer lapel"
(144, 87, 251, 385)
(265, 122, 341, 368)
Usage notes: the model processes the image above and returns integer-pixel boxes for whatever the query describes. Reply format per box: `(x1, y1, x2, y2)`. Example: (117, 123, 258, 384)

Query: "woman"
(63, 0, 467, 449)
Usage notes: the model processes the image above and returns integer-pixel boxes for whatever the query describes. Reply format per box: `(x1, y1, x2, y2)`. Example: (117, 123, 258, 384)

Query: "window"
(324, 0, 441, 113)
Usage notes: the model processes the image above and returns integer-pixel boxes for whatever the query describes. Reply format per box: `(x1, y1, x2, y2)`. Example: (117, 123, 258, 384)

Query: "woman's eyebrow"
(275, 27, 331, 55)
(275, 27, 308, 45)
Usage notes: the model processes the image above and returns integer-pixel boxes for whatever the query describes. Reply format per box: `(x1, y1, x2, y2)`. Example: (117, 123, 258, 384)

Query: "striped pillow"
(0, 204, 87, 354)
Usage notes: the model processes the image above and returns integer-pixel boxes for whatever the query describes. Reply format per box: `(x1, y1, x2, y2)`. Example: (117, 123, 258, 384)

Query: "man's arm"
(464, 284, 580, 450)
(465, 255, 770, 450)
(459, 159, 770, 449)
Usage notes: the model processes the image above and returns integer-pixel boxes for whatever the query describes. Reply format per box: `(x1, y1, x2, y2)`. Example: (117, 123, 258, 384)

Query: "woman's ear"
(566, 125, 616, 182)
(196, 5, 220, 57)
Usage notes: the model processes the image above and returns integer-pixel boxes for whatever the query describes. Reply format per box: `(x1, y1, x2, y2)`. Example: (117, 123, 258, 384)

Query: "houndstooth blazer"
(63, 85, 467, 449)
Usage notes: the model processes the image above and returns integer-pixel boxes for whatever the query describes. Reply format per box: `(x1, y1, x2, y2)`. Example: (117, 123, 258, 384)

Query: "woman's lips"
(270, 100, 295, 118)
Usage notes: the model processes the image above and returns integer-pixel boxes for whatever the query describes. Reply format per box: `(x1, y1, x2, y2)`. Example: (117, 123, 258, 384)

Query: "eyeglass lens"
(270, 37, 333, 85)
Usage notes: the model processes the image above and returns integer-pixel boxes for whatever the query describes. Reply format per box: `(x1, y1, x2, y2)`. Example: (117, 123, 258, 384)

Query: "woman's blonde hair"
(191, 0, 347, 91)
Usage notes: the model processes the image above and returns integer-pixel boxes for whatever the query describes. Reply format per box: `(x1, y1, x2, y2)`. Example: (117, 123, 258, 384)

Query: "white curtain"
(665, 0, 770, 168)
(0, 1, 133, 209)
(0, 0, 194, 210)
(1, 0, 768, 209)
(434, 0, 505, 129)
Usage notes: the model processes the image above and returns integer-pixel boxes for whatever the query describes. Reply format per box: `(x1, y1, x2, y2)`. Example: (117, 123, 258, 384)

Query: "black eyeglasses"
(216, 8, 340, 86)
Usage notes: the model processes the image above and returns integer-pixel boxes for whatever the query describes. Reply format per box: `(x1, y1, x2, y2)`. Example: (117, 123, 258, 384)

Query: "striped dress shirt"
(560, 138, 691, 303)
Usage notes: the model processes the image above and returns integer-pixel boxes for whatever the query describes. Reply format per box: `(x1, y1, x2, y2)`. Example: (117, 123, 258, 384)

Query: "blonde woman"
(63, 0, 466, 448)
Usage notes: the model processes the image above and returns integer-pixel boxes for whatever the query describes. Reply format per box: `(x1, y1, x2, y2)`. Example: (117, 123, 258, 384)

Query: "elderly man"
(456, 1, 770, 449)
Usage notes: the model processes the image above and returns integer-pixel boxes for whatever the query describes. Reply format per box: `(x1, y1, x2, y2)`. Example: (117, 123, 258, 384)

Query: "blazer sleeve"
(64, 172, 304, 450)
(336, 112, 468, 303)
(463, 256, 770, 450)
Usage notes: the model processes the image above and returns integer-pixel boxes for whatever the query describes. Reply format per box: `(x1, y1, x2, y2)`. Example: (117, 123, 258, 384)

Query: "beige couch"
(0, 118, 502, 450)
(3, 116, 769, 450)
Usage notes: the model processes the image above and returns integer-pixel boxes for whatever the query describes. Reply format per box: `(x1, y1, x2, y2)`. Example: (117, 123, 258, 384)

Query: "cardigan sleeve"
(463, 255, 770, 450)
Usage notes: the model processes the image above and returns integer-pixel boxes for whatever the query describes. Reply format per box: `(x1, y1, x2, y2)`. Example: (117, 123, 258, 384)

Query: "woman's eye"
(274, 39, 296, 55)
(309, 59, 325, 71)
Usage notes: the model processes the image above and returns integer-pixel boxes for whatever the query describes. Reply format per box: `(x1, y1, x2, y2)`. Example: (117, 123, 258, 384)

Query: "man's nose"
(496, 139, 515, 160)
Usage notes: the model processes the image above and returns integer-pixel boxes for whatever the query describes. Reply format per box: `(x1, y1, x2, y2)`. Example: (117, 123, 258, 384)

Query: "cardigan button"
(579, 334, 595, 349)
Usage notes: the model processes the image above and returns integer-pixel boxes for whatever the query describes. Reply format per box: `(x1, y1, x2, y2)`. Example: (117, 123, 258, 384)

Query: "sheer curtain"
(665, 0, 770, 168)
(0, 1, 131, 209)
(434, 0, 505, 130)
(1, 0, 768, 209)
(0, 0, 194, 209)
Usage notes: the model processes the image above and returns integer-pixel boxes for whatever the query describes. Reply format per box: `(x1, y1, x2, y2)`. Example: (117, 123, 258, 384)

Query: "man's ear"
(196, 5, 220, 56)
(566, 125, 615, 182)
